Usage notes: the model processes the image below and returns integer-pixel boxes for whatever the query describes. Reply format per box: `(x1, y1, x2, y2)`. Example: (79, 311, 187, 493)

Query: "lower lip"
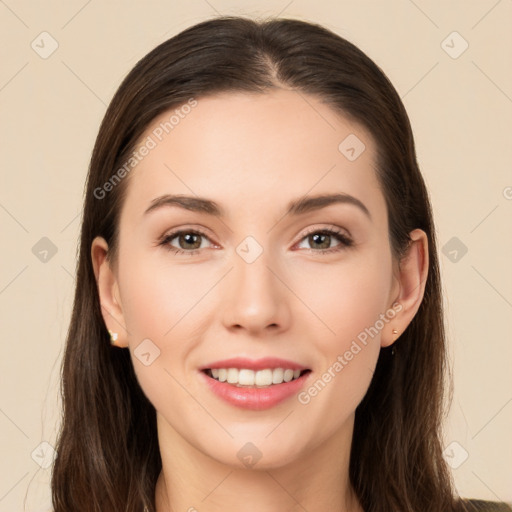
(199, 370, 311, 411)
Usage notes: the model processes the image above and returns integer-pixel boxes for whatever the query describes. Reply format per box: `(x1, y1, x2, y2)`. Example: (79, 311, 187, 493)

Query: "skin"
(92, 89, 428, 512)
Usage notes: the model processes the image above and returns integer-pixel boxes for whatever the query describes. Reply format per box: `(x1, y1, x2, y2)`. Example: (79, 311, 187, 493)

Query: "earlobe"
(382, 228, 429, 348)
(91, 236, 129, 348)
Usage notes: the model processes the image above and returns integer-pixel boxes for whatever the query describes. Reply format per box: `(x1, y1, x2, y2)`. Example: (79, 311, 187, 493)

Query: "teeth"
(255, 369, 272, 386)
(206, 367, 305, 387)
(238, 369, 255, 386)
(272, 368, 283, 384)
(227, 368, 238, 384)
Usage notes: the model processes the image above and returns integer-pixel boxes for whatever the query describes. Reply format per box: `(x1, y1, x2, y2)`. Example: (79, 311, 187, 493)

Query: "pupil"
(182, 233, 200, 249)
(311, 233, 329, 249)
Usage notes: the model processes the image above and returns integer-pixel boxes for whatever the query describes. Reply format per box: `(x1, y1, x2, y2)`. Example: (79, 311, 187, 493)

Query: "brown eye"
(176, 232, 202, 250)
(159, 230, 212, 255)
(296, 228, 353, 254)
(308, 232, 332, 249)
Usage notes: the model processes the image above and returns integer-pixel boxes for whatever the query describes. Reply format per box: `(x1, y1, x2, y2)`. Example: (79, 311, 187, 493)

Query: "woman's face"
(96, 89, 405, 469)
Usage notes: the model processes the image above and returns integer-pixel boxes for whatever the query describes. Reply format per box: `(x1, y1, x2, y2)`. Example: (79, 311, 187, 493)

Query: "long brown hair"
(52, 15, 464, 511)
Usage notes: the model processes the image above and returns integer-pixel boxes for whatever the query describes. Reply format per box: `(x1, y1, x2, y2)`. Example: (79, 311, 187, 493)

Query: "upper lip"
(200, 357, 309, 372)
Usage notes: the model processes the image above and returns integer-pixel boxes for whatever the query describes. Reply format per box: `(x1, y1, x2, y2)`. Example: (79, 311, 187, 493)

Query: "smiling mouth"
(202, 368, 312, 388)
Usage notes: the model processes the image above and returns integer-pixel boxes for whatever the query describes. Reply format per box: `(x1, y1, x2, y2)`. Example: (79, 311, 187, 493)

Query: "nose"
(220, 242, 291, 336)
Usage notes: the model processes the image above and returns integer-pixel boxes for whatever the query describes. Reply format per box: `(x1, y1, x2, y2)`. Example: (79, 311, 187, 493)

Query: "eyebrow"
(144, 193, 371, 221)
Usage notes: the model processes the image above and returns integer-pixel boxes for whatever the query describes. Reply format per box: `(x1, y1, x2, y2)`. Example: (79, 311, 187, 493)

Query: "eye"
(158, 229, 213, 255)
(295, 227, 353, 254)
(158, 226, 353, 256)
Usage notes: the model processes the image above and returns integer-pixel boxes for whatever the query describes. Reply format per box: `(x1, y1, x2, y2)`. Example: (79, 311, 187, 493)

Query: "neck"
(154, 413, 363, 512)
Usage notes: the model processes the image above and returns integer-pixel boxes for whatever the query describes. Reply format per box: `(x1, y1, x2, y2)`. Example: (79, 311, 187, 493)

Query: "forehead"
(120, 89, 386, 226)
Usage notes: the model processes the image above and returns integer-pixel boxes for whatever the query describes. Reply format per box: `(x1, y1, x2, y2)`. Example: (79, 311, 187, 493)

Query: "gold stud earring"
(392, 329, 398, 335)
(108, 330, 119, 344)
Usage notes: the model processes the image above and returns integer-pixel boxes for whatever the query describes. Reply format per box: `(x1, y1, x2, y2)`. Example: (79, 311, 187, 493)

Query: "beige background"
(1, 0, 511, 510)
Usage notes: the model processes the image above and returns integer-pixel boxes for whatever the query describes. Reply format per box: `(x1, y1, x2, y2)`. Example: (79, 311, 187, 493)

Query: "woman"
(50, 15, 511, 512)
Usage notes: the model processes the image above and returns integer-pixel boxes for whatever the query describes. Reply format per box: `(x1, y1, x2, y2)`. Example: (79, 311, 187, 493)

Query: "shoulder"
(459, 499, 512, 511)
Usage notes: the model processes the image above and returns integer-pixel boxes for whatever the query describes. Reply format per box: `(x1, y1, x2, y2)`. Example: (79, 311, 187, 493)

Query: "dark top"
(462, 499, 512, 511)
(140, 499, 512, 511)
(140, 499, 511, 511)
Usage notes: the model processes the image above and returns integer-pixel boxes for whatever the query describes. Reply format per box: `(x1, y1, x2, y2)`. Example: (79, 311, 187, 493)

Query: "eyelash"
(158, 227, 354, 256)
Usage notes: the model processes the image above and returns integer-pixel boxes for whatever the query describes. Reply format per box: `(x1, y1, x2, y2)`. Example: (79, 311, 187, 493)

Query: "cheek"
(118, 247, 214, 338)
(291, 250, 391, 408)
(291, 250, 393, 349)
(117, 252, 216, 399)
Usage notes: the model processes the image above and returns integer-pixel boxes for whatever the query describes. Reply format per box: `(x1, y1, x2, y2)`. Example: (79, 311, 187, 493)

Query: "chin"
(196, 431, 310, 472)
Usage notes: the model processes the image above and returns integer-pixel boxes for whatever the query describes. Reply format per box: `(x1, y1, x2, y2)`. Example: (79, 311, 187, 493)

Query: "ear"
(91, 236, 129, 348)
(381, 228, 429, 348)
